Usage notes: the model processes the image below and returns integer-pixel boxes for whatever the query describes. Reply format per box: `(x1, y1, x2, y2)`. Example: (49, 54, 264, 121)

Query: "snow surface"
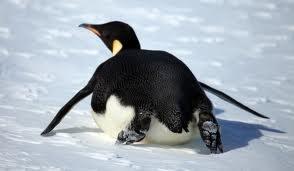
(1, 0, 294, 170)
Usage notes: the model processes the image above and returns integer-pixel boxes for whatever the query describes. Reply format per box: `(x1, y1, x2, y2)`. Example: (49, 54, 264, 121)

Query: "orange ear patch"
(112, 40, 123, 55)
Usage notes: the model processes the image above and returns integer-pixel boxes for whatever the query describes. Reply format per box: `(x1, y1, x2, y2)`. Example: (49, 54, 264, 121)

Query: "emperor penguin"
(41, 21, 269, 154)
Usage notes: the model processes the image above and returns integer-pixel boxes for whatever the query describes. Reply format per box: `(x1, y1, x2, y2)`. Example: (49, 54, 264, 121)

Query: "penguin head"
(79, 21, 141, 56)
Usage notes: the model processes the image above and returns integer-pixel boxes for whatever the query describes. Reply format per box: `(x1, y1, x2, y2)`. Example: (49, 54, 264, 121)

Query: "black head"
(79, 21, 141, 55)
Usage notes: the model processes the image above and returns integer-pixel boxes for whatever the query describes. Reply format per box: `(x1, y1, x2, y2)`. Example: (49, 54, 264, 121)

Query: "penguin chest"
(91, 95, 135, 138)
(91, 95, 199, 145)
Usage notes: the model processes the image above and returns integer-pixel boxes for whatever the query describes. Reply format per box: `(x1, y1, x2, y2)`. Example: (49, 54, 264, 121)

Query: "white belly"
(91, 95, 199, 145)
(143, 117, 199, 145)
(91, 95, 135, 138)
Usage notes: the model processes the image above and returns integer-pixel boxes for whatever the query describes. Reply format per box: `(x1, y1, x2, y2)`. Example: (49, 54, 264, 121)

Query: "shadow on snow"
(213, 107, 284, 153)
(43, 126, 102, 137)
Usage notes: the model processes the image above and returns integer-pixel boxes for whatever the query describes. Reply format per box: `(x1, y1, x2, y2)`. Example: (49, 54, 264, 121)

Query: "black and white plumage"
(41, 21, 268, 154)
(90, 49, 215, 145)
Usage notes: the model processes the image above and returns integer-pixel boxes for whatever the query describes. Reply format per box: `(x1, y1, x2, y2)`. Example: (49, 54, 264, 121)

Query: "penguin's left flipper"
(116, 112, 151, 145)
(198, 112, 223, 153)
(41, 77, 96, 136)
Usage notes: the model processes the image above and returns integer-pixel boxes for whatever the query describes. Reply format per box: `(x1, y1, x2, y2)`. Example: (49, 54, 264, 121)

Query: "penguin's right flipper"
(199, 82, 269, 119)
(41, 78, 96, 136)
(198, 112, 223, 154)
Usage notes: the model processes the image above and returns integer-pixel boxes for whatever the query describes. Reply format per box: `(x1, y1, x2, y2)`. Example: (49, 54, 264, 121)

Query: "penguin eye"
(102, 31, 111, 39)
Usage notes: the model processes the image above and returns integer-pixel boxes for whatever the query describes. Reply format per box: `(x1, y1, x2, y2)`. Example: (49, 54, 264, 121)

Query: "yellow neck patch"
(112, 40, 123, 56)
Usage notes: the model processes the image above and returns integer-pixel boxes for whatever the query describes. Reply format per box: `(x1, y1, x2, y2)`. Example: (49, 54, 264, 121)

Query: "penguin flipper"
(199, 82, 269, 119)
(41, 79, 96, 136)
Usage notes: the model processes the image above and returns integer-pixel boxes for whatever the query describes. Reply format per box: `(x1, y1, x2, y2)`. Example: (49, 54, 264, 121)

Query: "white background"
(0, 0, 294, 170)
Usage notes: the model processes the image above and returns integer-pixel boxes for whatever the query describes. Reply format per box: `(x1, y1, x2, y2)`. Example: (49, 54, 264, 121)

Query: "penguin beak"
(79, 23, 101, 36)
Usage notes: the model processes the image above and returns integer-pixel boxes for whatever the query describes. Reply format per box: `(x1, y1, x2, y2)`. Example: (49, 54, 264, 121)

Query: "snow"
(1, 0, 294, 170)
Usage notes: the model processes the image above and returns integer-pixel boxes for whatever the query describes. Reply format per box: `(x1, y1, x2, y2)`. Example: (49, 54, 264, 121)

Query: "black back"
(91, 49, 211, 132)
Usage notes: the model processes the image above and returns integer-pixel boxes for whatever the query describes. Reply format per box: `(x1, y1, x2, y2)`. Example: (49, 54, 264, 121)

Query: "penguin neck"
(119, 45, 141, 54)
(123, 38, 141, 51)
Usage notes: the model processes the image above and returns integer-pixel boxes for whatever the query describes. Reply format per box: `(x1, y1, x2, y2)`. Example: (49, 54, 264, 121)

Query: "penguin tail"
(199, 82, 269, 119)
(41, 78, 96, 136)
